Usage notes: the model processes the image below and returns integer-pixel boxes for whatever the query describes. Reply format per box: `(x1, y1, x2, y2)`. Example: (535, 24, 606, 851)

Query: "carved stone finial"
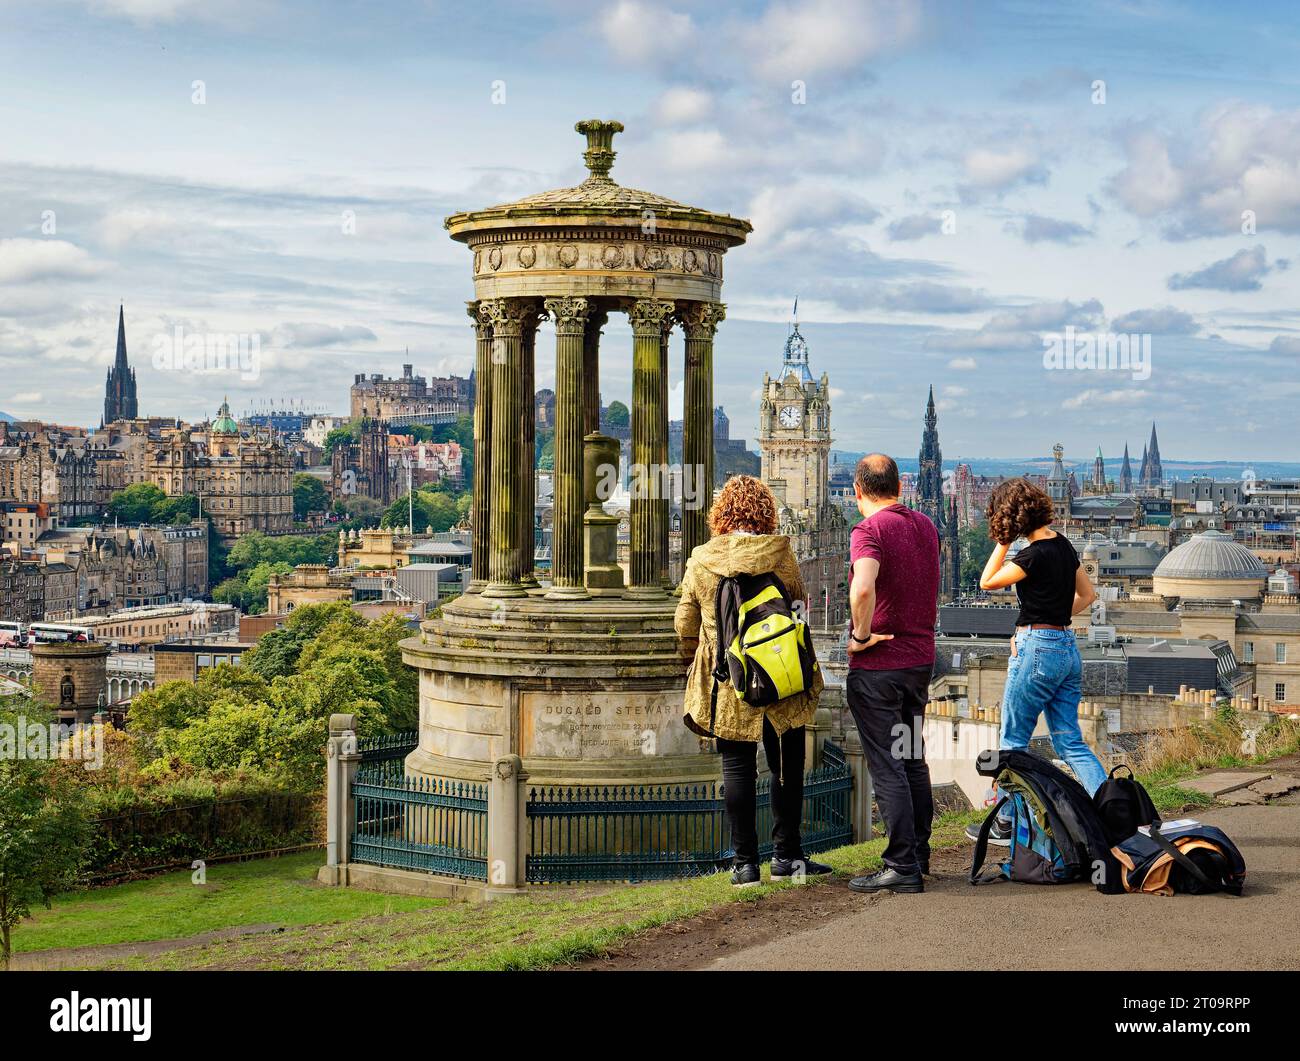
(575, 119, 625, 183)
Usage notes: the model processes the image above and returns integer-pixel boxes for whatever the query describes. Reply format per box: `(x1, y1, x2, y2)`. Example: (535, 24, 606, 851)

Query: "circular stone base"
(400, 593, 719, 787)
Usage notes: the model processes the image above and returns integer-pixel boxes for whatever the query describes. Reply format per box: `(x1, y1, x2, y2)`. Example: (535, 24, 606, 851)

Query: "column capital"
(467, 300, 493, 336)
(479, 297, 540, 338)
(627, 298, 676, 338)
(543, 296, 590, 336)
(680, 301, 726, 339)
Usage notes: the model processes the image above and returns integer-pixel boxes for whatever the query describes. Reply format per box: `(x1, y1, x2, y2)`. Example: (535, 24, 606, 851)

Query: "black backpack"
(970, 749, 1123, 894)
(712, 572, 817, 708)
(1093, 764, 1161, 846)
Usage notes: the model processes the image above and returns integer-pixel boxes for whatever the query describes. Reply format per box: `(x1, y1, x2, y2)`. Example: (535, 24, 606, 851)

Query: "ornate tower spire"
(1144, 422, 1163, 486)
(1092, 445, 1106, 491)
(104, 304, 139, 425)
(1119, 442, 1133, 493)
(918, 385, 944, 528)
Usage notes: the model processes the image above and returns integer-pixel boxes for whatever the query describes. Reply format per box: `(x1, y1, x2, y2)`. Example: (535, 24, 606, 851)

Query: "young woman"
(967, 478, 1104, 845)
(675, 474, 829, 887)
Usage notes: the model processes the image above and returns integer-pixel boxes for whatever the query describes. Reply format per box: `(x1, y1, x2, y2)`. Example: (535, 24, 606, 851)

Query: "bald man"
(844, 453, 940, 895)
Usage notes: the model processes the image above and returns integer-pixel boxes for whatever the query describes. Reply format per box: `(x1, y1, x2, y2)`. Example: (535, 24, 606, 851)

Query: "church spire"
(104, 303, 139, 425)
(1119, 442, 1133, 493)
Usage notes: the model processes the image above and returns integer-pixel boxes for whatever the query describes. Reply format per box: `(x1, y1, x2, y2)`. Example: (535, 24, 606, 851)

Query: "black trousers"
(846, 665, 934, 874)
(717, 717, 805, 867)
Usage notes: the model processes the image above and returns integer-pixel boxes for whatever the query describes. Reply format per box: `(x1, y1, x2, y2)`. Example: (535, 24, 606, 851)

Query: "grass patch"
(14, 852, 444, 956)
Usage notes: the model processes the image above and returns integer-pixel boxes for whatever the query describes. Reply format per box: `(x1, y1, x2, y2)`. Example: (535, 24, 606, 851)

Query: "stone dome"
(1152, 530, 1267, 599)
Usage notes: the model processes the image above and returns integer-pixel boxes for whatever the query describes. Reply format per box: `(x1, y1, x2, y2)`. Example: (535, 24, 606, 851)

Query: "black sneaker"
(731, 863, 761, 888)
(770, 856, 834, 880)
(848, 867, 924, 894)
(964, 817, 1012, 846)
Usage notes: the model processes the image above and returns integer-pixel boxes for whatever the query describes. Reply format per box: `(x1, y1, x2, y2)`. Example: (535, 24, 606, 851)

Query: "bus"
(0, 621, 25, 648)
(27, 623, 95, 644)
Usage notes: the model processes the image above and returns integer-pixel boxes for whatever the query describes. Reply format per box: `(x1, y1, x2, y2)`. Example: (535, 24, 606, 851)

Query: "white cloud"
(741, 0, 923, 82)
(273, 323, 378, 348)
(1110, 104, 1300, 236)
(653, 87, 712, 126)
(947, 356, 977, 370)
(598, 1, 694, 66)
(961, 147, 1046, 194)
(0, 239, 102, 284)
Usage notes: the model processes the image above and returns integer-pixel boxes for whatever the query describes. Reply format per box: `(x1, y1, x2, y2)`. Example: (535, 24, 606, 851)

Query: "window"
(1276, 683, 1287, 703)
(1242, 640, 1254, 663)
(1278, 643, 1288, 664)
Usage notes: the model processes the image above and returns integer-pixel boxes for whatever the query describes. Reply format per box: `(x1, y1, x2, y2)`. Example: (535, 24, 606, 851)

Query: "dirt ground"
(571, 802, 1300, 971)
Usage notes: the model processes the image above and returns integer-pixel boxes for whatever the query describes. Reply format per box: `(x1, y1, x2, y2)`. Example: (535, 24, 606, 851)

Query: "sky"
(1, 0, 1298, 464)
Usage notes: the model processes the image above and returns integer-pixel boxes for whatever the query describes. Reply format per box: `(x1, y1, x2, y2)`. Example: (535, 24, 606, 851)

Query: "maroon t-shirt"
(848, 504, 939, 672)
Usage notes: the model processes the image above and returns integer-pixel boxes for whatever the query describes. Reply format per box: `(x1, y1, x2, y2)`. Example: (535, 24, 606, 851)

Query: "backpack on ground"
(1112, 821, 1246, 896)
(970, 749, 1122, 894)
(712, 572, 817, 708)
(1093, 764, 1161, 846)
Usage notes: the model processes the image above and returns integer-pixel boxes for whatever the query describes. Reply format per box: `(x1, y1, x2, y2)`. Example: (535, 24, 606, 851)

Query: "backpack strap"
(969, 796, 1010, 886)
(1146, 827, 1219, 892)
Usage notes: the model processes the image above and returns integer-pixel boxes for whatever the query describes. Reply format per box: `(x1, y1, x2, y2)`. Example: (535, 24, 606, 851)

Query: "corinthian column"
(518, 308, 545, 590)
(681, 302, 725, 567)
(658, 316, 673, 587)
(480, 298, 532, 598)
(543, 296, 590, 599)
(582, 307, 607, 437)
(467, 301, 492, 592)
(627, 298, 675, 599)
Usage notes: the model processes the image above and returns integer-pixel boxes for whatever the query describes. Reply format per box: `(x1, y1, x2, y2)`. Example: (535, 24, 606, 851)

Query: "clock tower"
(756, 309, 849, 631)
(759, 318, 831, 512)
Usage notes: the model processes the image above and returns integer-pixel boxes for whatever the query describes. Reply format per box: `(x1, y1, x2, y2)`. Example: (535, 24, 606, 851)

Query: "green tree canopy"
(0, 702, 91, 967)
(292, 473, 329, 520)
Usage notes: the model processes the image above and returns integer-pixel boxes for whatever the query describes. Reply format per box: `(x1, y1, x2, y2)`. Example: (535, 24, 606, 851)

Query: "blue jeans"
(999, 628, 1107, 802)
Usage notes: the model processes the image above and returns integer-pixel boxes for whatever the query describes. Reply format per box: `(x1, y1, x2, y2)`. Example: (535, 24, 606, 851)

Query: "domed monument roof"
(447, 120, 750, 239)
(1154, 530, 1267, 581)
(443, 120, 750, 307)
(1152, 529, 1267, 600)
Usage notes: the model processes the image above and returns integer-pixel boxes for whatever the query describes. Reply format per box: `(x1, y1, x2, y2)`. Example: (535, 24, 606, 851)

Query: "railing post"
(486, 754, 527, 897)
(842, 725, 874, 842)
(321, 713, 359, 886)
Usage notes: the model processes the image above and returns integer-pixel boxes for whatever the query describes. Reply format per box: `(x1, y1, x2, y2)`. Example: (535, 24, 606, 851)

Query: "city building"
(330, 417, 394, 503)
(144, 400, 294, 538)
(758, 315, 849, 628)
(349, 363, 474, 426)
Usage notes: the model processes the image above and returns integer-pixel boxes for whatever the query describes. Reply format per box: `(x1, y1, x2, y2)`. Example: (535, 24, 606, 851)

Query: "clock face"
(779, 404, 802, 428)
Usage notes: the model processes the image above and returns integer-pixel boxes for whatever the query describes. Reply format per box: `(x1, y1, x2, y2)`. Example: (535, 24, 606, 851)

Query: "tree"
(604, 400, 629, 432)
(960, 520, 997, 591)
(323, 420, 360, 458)
(292, 473, 329, 520)
(380, 489, 468, 533)
(107, 484, 199, 526)
(244, 601, 356, 680)
(225, 532, 334, 572)
(0, 703, 91, 968)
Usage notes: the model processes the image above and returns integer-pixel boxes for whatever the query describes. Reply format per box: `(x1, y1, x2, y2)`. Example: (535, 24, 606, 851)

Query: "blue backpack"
(970, 749, 1123, 894)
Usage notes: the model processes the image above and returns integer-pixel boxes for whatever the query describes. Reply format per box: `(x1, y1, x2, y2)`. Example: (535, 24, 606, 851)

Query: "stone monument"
(401, 120, 751, 788)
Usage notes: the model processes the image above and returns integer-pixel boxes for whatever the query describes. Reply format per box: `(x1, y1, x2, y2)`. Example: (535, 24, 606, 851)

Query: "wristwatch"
(849, 632, 871, 644)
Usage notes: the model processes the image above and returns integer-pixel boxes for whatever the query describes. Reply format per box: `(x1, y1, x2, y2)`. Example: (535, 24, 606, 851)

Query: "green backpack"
(712, 572, 818, 708)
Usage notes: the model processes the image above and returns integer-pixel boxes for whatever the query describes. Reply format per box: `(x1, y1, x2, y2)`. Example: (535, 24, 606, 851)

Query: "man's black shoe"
(848, 867, 924, 894)
(770, 856, 834, 880)
(731, 863, 761, 888)
(964, 817, 1012, 846)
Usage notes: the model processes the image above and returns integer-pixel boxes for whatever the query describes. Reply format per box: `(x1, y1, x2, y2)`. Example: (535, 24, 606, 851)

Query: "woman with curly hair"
(966, 478, 1103, 846)
(675, 474, 829, 887)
